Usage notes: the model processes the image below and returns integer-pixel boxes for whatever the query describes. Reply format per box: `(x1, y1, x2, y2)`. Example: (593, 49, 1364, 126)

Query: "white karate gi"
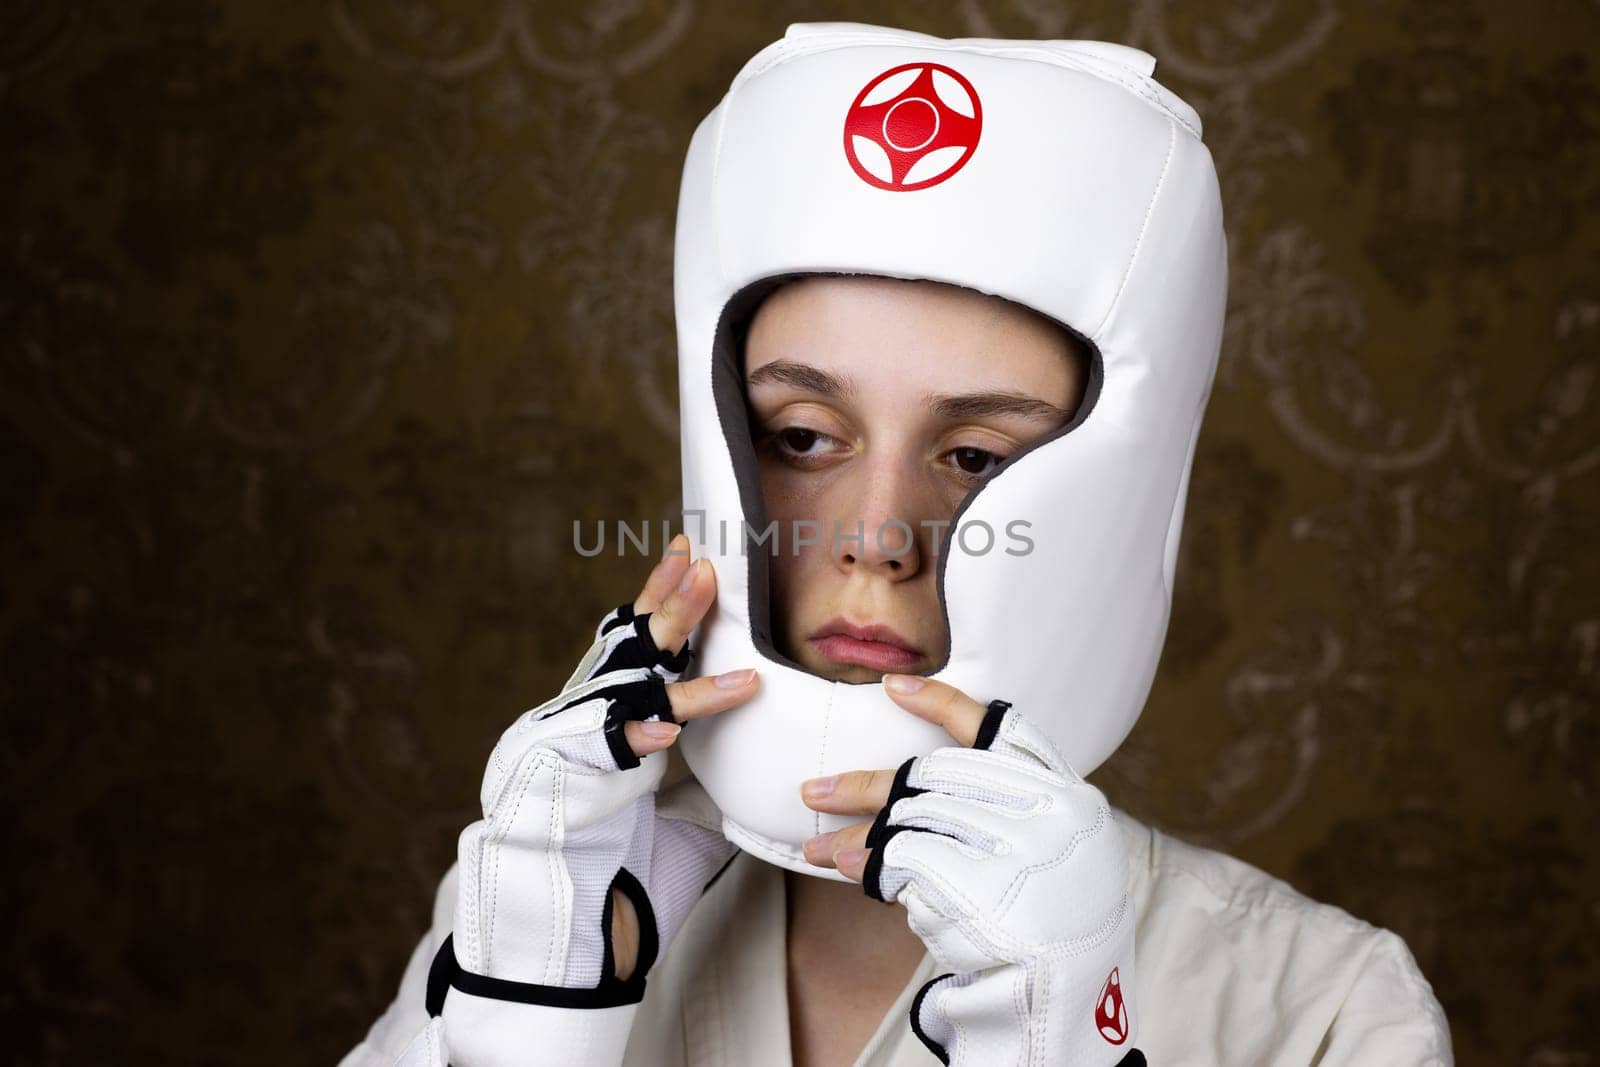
(341, 806, 1453, 1065)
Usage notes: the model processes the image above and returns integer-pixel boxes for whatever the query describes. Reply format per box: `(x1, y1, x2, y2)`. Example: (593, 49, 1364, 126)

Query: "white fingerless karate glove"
(864, 700, 1143, 1067)
(398, 601, 737, 1067)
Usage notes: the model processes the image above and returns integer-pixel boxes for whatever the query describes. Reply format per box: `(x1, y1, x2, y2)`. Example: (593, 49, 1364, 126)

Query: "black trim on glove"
(608, 865, 661, 984)
(596, 603, 694, 677)
(597, 671, 674, 771)
(556, 602, 691, 771)
(862, 757, 927, 903)
(909, 972, 956, 1064)
(973, 698, 1012, 751)
(424, 866, 660, 1015)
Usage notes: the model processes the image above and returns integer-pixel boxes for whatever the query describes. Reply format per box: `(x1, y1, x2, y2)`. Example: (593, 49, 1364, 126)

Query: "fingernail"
(640, 721, 680, 739)
(677, 558, 699, 592)
(885, 674, 925, 694)
(714, 668, 756, 689)
(801, 775, 835, 800)
(804, 831, 835, 858)
(834, 848, 868, 871)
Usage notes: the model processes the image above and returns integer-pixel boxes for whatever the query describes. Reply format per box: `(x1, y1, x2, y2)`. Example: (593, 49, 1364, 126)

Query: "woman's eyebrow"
(747, 360, 1068, 422)
(746, 360, 856, 398)
(927, 391, 1072, 422)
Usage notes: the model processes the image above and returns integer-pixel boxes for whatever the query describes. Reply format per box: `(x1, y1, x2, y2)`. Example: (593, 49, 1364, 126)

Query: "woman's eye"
(779, 427, 826, 455)
(763, 425, 843, 466)
(948, 446, 1004, 477)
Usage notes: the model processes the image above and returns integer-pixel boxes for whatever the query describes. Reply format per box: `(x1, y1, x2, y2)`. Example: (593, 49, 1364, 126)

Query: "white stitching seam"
(1092, 117, 1178, 338)
(815, 683, 837, 838)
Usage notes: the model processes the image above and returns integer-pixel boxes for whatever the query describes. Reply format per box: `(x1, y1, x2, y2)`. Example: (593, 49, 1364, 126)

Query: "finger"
(621, 718, 682, 761)
(635, 532, 693, 616)
(799, 767, 898, 817)
(648, 553, 717, 655)
(801, 819, 873, 868)
(664, 668, 761, 723)
(834, 847, 870, 882)
(882, 674, 990, 747)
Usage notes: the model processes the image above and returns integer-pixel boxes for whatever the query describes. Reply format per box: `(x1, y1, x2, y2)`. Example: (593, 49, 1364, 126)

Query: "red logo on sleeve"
(1096, 967, 1129, 1045)
(842, 63, 982, 191)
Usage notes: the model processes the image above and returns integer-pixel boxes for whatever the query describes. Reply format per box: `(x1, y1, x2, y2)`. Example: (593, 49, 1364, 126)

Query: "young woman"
(343, 22, 1453, 1067)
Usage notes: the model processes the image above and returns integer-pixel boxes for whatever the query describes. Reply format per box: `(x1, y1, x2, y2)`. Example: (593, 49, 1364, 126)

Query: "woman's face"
(744, 275, 1088, 684)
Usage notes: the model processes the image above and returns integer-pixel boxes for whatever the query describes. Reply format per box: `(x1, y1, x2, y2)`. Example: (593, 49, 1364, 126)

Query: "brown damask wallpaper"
(3, 2, 1596, 1063)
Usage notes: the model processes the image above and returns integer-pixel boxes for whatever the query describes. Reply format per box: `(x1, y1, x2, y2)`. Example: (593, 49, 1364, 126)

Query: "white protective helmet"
(672, 22, 1228, 879)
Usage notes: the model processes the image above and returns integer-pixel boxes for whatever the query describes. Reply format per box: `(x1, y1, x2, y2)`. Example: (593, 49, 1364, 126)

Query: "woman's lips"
(808, 618, 923, 672)
(810, 634, 923, 672)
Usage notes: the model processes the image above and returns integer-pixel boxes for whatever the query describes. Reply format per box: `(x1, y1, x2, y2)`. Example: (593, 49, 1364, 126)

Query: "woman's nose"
(829, 468, 932, 579)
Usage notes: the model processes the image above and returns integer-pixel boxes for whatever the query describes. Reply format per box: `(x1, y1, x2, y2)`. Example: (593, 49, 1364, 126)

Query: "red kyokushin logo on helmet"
(843, 62, 982, 191)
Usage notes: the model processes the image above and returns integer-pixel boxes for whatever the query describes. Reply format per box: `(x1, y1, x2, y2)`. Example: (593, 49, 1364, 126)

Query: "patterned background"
(2, 2, 1596, 1063)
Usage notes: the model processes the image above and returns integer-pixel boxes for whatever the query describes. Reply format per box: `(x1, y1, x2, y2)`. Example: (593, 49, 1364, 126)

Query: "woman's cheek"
(758, 458, 827, 509)
(757, 464, 831, 547)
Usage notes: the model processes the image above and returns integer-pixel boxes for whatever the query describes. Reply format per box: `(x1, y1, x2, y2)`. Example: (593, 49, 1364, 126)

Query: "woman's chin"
(827, 662, 888, 684)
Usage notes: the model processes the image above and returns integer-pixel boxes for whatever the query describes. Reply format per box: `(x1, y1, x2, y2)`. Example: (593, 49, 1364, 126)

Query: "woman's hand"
(796, 673, 989, 879)
(420, 534, 754, 1067)
(606, 534, 759, 974)
(798, 674, 1141, 1066)
(612, 534, 759, 768)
